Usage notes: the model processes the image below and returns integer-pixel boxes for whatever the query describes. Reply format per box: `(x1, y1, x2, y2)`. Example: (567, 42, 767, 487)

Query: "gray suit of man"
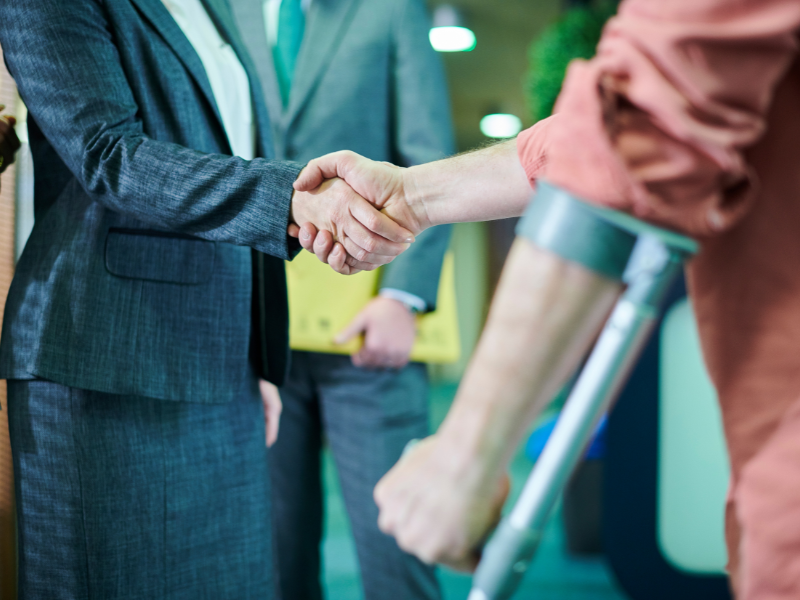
(0, 0, 304, 595)
(232, 1, 453, 598)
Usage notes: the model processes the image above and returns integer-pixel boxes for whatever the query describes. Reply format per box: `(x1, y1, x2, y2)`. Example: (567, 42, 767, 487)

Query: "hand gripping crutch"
(468, 183, 698, 600)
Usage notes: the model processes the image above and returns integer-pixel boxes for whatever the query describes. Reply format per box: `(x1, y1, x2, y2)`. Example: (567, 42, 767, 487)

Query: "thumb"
(335, 311, 368, 345)
(294, 151, 357, 192)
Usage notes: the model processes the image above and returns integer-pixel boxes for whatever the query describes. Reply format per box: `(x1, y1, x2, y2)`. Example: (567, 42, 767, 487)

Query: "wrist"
(401, 167, 434, 231)
(436, 397, 510, 481)
(289, 188, 304, 226)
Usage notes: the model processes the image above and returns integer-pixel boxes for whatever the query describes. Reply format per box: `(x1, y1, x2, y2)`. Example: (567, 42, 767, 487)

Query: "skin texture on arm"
(374, 237, 621, 568)
(295, 140, 531, 234)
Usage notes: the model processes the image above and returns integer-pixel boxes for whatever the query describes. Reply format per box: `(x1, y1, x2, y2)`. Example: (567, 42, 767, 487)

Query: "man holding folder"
(231, 0, 455, 598)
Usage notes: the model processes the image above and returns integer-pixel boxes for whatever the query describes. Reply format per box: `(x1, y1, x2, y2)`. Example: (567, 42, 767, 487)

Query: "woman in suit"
(0, 0, 409, 597)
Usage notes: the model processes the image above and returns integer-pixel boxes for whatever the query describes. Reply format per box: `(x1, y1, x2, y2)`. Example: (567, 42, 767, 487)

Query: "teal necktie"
(273, 0, 305, 107)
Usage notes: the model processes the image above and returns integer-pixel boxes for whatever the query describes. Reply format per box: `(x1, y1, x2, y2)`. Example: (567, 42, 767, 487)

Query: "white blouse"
(162, 0, 256, 160)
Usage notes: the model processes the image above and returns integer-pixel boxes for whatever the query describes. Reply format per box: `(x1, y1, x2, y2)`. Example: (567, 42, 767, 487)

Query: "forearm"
(403, 140, 532, 228)
(435, 237, 621, 476)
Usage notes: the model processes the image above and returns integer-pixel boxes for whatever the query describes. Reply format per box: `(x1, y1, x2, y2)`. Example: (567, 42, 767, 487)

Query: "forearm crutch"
(469, 183, 698, 600)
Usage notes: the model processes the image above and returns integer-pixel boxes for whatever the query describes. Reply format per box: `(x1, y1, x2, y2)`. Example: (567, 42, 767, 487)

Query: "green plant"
(526, 0, 620, 123)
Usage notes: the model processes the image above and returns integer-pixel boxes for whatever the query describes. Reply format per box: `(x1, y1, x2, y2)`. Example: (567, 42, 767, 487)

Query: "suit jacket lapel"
(201, 0, 277, 158)
(130, 0, 225, 131)
(228, 0, 284, 153)
(284, 0, 361, 128)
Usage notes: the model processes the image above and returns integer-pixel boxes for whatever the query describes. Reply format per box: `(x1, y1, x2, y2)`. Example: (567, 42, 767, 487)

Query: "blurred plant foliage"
(526, 0, 620, 123)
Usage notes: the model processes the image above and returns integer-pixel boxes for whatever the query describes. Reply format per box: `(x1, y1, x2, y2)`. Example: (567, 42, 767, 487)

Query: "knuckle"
(364, 213, 380, 231)
(362, 237, 377, 253)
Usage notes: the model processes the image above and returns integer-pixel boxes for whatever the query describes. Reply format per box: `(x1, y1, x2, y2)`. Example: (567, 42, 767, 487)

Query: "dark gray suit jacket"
(232, 0, 454, 309)
(0, 0, 303, 401)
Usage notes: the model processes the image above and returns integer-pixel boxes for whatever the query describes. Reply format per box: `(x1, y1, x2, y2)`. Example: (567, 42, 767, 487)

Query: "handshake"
(288, 151, 431, 275)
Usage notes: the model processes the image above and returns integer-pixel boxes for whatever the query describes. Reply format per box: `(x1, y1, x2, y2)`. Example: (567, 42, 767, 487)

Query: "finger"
(342, 215, 409, 259)
(343, 252, 384, 272)
(350, 199, 415, 244)
(312, 229, 335, 264)
(352, 348, 379, 369)
(287, 223, 301, 238)
(300, 223, 320, 252)
(335, 311, 368, 345)
(326, 243, 362, 275)
(391, 354, 411, 369)
(340, 236, 395, 267)
(293, 151, 356, 192)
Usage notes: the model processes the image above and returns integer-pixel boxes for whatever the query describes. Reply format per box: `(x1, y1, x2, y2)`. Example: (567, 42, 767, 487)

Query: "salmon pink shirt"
(517, 1, 800, 595)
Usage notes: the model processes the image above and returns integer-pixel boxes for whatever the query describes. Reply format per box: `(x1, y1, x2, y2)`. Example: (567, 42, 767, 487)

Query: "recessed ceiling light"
(430, 5, 475, 53)
(429, 26, 476, 52)
(480, 113, 523, 138)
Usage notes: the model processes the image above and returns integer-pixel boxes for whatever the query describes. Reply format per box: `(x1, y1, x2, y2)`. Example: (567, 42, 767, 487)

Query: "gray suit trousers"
(271, 352, 441, 600)
(8, 378, 275, 600)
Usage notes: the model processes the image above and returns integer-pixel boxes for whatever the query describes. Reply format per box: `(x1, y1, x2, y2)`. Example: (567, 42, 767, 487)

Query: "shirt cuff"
(379, 288, 428, 313)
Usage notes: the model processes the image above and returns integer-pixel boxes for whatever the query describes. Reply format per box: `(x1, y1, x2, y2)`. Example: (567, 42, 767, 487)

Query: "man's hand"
(0, 107, 21, 174)
(294, 151, 431, 233)
(259, 379, 282, 447)
(374, 436, 510, 571)
(335, 296, 417, 369)
(290, 175, 416, 275)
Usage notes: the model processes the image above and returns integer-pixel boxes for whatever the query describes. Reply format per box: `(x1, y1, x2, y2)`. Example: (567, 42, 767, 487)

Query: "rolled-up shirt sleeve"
(517, 0, 800, 238)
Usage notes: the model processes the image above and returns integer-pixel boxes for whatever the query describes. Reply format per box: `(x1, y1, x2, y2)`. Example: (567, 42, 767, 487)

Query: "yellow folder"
(286, 250, 460, 364)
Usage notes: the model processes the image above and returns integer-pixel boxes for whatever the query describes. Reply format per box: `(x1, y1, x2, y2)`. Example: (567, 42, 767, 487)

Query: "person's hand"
(290, 152, 433, 269)
(334, 296, 417, 369)
(374, 436, 511, 571)
(290, 175, 415, 275)
(0, 106, 21, 174)
(259, 379, 282, 447)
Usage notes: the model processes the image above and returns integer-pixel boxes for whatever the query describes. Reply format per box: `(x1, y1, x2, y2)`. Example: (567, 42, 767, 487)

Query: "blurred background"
(0, 1, 733, 599)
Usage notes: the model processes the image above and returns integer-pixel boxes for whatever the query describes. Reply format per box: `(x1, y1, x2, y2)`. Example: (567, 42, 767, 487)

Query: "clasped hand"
(288, 151, 429, 274)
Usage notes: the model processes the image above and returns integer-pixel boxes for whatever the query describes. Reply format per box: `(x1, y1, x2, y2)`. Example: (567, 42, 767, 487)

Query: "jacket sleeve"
(0, 0, 301, 259)
(379, 0, 455, 309)
(517, 0, 800, 238)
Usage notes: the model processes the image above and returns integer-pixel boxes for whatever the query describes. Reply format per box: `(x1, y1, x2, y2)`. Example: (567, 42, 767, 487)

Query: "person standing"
(0, 0, 410, 596)
(231, 1, 454, 598)
(294, 0, 800, 595)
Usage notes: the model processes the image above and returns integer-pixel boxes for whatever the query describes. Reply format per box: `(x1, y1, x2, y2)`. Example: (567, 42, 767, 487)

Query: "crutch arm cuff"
(516, 181, 697, 281)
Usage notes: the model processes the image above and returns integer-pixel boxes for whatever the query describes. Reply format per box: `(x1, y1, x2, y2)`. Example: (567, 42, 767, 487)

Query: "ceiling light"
(430, 6, 476, 53)
(480, 113, 523, 138)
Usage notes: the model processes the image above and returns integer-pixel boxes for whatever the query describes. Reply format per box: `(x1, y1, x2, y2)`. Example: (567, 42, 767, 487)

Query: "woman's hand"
(259, 379, 283, 448)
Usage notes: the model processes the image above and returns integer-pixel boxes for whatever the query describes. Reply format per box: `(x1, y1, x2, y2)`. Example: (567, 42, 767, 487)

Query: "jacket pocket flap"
(105, 229, 216, 285)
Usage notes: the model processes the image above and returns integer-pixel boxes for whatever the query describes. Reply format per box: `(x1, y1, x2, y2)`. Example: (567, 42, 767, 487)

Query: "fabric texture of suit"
(8, 378, 275, 600)
(232, 0, 454, 306)
(0, 0, 303, 401)
(231, 0, 453, 598)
